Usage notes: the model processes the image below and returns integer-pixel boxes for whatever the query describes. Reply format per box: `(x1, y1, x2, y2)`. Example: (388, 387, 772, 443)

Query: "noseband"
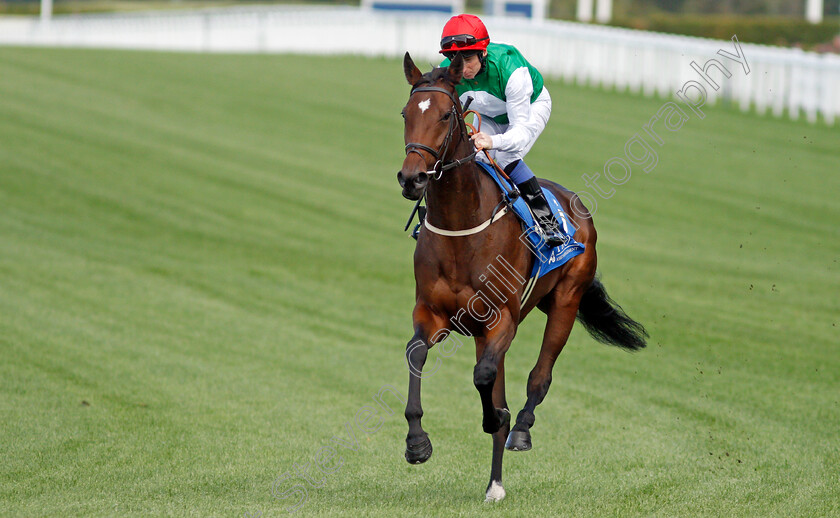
(404, 86, 477, 178)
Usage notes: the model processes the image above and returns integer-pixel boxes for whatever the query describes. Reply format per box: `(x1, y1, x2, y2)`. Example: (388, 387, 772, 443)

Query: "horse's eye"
(442, 112, 452, 121)
(400, 110, 406, 119)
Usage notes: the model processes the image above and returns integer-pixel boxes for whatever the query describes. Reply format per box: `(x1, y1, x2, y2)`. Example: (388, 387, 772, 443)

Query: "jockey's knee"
(505, 160, 535, 185)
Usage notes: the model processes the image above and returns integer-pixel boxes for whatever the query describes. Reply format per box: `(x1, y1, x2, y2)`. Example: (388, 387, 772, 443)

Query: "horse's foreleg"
(473, 320, 515, 436)
(486, 355, 510, 502)
(404, 330, 433, 464)
(404, 305, 447, 464)
(475, 333, 512, 502)
(506, 288, 583, 452)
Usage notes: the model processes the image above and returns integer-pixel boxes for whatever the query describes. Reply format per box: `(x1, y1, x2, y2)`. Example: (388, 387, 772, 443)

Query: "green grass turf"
(0, 47, 838, 517)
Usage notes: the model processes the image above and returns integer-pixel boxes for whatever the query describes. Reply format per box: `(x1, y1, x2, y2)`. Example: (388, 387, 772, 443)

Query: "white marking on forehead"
(418, 98, 431, 113)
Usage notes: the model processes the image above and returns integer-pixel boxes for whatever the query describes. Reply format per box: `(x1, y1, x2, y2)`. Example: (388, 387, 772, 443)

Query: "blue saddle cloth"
(476, 162, 585, 280)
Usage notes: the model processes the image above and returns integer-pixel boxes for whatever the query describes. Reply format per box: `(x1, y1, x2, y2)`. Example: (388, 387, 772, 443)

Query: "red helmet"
(439, 14, 490, 55)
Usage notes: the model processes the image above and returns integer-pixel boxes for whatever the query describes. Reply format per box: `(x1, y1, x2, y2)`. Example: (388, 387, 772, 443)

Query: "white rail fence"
(1, 6, 839, 124)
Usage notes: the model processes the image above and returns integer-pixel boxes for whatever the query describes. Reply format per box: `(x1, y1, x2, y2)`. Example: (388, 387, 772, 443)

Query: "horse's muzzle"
(397, 170, 430, 201)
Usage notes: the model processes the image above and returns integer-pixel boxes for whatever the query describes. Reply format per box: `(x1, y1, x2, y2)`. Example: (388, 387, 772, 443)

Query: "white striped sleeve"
(490, 67, 534, 153)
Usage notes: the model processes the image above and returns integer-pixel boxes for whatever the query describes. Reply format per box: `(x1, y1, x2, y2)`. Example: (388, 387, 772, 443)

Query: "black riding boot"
(517, 177, 566, 247)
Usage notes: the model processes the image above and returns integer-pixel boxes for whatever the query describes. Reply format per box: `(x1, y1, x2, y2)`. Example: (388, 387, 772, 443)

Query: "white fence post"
(806, 0, 824, 24)
(595, 0, 612, 24)
(576, 0, 593, 23)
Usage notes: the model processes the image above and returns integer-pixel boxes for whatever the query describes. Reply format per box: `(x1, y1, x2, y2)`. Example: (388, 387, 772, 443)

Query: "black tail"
(576, 277, 648, 351)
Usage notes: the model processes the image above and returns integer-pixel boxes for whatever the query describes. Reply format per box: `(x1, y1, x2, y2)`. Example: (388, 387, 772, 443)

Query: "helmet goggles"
(440, 34, 489, 51)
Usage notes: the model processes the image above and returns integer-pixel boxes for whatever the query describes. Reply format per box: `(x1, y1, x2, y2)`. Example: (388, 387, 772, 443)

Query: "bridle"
(402, 83, 513, 238)
(401, 83, 515, 237)
(404, 85, 477, 179)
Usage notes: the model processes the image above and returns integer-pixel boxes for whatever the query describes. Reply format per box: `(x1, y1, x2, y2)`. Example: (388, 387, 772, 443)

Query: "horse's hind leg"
(506, 286, 585, 451)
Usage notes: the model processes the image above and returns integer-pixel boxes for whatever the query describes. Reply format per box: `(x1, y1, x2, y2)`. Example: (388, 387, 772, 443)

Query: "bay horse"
(397, 53, 648, 502)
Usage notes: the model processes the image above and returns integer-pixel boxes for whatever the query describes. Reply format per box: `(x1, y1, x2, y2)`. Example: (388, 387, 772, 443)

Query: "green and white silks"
(442, 42, 551, 169)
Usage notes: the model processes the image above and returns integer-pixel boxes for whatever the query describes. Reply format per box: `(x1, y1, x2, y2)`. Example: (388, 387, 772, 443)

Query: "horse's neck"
(425, 146, 497, 232)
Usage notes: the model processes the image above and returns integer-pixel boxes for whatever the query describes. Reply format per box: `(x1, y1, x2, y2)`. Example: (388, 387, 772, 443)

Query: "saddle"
(411, 162, 585, 283)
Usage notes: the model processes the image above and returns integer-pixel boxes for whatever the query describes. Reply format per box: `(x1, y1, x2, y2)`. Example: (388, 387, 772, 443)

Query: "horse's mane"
(413, 67, 457, 89)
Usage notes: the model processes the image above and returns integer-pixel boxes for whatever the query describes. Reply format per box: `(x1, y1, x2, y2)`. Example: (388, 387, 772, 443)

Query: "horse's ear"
(404, 52, 422, 86)
(447, 53, 464, 84)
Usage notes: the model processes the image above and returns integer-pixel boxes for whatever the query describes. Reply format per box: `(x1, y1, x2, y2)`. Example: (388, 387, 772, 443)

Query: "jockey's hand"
(471, 132, 493, 151)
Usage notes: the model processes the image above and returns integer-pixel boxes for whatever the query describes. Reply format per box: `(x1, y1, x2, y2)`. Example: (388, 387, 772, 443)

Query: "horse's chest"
(429, 281, 510, 336)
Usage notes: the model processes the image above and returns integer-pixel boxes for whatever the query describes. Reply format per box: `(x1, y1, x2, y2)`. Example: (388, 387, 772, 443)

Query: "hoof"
(405, 433, 433, 464)
(484, 480, 506, 502)
(483, 408, 511, 434)
(505, 429, 532, 451)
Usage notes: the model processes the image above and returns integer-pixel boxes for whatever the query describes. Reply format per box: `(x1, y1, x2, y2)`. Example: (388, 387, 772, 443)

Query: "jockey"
(439, 14, 565, 247)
